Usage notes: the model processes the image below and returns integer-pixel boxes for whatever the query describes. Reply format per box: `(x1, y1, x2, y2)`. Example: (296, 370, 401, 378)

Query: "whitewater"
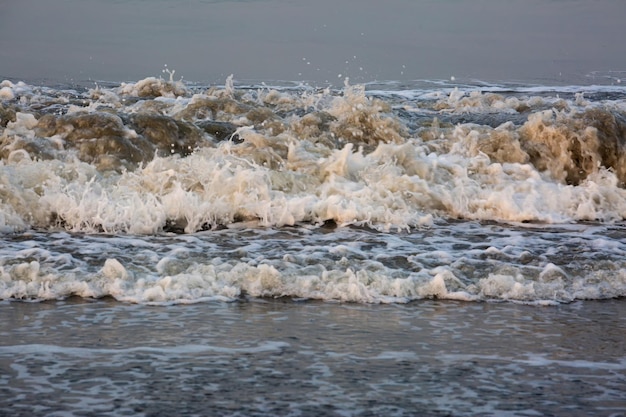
(3, 0, 626, 414)
(0, 76, 625, 306)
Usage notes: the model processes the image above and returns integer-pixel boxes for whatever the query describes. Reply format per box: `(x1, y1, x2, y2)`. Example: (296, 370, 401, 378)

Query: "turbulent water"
(1, 76, 625, 305)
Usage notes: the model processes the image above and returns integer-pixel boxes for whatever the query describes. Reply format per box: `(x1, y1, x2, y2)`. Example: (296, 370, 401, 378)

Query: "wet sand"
(1, 298, 625, 416)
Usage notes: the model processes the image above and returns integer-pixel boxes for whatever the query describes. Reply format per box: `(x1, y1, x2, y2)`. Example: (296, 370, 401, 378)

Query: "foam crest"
(2, 78, 626, 233)
(2, 245, 624, 304)
(1, 222, 624, 304)
(117, 76, 189, 98)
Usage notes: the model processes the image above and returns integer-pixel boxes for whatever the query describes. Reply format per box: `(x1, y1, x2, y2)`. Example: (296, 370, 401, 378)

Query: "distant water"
(1, 0, 626, 416)
(1, 0, 626, 86)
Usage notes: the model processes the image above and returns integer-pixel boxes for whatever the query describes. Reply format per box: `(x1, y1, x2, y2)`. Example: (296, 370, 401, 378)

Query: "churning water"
(1, 0, 626, 415)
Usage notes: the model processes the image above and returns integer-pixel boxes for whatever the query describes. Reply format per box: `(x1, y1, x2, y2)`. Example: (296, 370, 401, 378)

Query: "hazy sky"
(1, 0, 625, 85)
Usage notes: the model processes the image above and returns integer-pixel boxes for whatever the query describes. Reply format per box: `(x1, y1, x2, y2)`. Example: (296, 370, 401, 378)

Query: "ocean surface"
(2, 0, 626, 416)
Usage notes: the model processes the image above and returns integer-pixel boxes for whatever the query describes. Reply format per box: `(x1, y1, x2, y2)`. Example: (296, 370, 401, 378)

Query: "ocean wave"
(2, 77, 626, 233)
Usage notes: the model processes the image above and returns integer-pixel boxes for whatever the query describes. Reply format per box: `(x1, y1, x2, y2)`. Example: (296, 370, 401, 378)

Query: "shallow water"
(1, 298, 625, 416)
(1, 222, 626, 304)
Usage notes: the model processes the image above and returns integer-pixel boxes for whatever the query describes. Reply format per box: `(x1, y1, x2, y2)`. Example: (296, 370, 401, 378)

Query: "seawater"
(1, 77, 626, 304)
(1, 76, 626, 416)
(1, 298, 625, 417)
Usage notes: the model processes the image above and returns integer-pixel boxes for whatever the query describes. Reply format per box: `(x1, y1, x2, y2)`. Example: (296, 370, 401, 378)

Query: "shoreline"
(2, 297, 625, 416)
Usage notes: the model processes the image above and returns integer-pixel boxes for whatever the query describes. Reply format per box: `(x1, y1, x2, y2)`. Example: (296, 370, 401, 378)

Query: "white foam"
(1, 80, 626, 233)
(0, 341, 290, 356)
(0, 86, 14, 100)
(117, 76, 188, 98)
(2, 79, 626, 303)
(2, 233, 624, 304)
